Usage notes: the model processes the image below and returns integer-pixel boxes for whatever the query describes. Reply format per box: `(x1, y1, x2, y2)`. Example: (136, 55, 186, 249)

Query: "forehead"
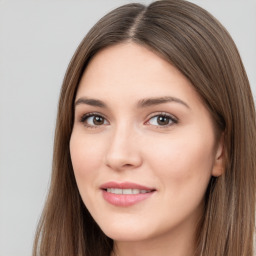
(76, 42, 200, 107)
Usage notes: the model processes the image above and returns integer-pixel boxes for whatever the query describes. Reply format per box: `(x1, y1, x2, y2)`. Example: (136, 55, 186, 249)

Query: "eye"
(80, 113, 109, 127)
(147, 113, 177, 127)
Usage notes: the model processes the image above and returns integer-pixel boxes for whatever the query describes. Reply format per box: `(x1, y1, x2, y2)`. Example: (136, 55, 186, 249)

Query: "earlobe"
(211, 133, 225, 177)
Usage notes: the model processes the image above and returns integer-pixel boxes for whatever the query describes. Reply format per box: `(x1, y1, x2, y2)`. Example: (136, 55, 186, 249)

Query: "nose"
(104, 125, 143, 171)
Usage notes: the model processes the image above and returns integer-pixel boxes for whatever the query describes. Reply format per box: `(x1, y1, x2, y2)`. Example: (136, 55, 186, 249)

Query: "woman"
(33, 1, 256, 255)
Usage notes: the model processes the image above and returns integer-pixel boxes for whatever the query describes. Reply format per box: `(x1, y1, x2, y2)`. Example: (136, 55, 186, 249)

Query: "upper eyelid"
(148, 112, 176, 118)
(79, 111, 107, 119)
(79, 112, 108, 120)
(146, 112, 178, 122)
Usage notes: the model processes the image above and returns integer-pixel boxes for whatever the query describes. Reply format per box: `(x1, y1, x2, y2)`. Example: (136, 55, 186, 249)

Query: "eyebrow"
(74, 96, 190, 109)
(137, 96, 190, 109)
(75, 98, 107, 108)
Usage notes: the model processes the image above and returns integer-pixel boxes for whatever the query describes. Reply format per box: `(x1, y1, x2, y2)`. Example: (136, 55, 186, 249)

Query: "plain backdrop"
(0, 0, 255, 255)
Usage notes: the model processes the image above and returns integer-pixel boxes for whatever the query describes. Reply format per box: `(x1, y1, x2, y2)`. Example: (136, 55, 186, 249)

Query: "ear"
(211, 133, 225, 177)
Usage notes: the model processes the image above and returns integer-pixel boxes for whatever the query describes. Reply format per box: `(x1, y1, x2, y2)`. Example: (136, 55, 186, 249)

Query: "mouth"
(104, 188, 153, 194)
(100, 182, 156, 207)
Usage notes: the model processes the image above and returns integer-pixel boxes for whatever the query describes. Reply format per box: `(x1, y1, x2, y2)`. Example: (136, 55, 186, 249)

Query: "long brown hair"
(33, 1, 256, 255)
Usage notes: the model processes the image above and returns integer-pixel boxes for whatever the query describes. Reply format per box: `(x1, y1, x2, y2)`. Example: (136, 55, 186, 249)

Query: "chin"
(104, 229, 151, 242)
(97, 218, 154, 242)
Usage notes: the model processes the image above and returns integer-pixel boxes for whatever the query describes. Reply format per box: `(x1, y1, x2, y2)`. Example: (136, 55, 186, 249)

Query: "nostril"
(124, 163, 133, 167)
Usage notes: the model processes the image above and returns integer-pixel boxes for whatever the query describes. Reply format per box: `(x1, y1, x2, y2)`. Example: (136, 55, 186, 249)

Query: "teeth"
(123, 189, 132, 194)
(132, 189, 140, 194)
(106, 188, 151, 194)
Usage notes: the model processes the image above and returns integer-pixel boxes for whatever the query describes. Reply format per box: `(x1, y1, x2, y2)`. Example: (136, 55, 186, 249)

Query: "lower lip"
(102, 190, 154, 207)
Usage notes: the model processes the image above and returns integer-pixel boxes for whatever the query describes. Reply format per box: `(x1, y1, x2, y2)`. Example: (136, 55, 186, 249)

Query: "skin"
(70, 43, 224, 256)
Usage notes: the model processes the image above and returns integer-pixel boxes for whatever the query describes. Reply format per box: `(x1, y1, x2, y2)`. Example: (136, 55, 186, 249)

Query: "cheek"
(69, 133, 104, 187)
(142, 132, 215, 227)
(146, 131, 215, 192)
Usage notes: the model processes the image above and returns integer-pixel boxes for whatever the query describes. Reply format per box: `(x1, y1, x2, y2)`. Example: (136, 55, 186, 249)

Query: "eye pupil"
(157, 116, 169, 125)
(93, 116, 104, 125)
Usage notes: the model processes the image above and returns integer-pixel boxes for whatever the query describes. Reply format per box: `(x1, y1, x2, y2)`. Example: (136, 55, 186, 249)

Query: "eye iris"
(157, 116, 169, 125)
(93, 116, 104, 125)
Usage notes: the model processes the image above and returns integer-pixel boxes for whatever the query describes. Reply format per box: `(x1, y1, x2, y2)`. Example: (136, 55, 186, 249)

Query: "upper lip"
(100, 182, 156, 191)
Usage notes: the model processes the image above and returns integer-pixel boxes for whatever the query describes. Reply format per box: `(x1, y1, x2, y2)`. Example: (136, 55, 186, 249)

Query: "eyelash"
(79, 112, 178, 129)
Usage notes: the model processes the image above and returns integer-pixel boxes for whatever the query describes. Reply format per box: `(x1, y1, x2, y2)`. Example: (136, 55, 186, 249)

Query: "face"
(70, 43, 223, 244)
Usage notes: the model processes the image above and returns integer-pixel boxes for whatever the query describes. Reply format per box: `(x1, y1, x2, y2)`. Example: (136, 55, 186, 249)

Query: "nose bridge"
(104, 121, 142, 170)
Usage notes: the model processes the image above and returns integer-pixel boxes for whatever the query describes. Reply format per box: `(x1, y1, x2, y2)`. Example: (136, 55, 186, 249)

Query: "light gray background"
(0, 1, 255, 255)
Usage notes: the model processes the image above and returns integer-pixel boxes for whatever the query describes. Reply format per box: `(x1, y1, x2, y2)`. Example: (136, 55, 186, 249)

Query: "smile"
(100, 182, 156, 207)
(106, 188, 152, 194)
